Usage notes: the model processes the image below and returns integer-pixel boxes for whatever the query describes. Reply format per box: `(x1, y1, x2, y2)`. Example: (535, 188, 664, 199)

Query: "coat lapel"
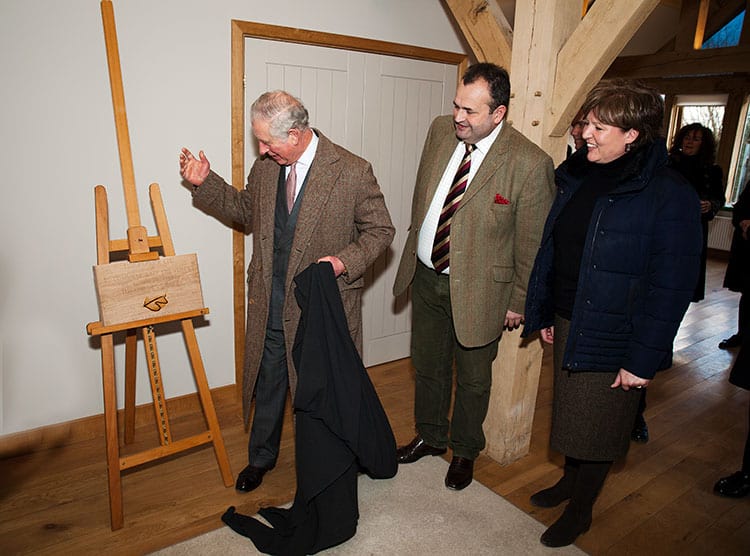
(458, 123, 509, 209)
(286, 131, 340, 284)
(259, 162, 281, 293)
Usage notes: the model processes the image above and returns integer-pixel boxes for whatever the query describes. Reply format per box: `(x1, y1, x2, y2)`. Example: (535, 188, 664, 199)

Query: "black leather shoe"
(396, 436, 446, 464)
(235, 464, 269, 492)
(445, 456, 474, 490)
(719, 334, 742, 349)
(713, 470, 750, 498)
(631, 420, 649, 443)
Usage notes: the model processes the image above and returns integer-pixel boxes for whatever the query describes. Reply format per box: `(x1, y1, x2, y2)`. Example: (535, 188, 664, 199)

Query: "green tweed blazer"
(393, 115, 554, 347)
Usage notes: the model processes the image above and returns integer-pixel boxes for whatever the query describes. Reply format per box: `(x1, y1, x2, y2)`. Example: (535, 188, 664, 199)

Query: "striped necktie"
(431, 143, 474, 273)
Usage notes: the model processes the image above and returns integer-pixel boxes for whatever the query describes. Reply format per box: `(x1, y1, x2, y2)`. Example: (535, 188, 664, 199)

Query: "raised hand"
(179, 147, 210, 186)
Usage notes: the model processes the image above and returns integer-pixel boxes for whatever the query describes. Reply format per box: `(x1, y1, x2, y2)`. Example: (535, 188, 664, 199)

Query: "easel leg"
(124, 328, 137, 444)
(101, 333, 124, 531)
(181, 319, 234, 487)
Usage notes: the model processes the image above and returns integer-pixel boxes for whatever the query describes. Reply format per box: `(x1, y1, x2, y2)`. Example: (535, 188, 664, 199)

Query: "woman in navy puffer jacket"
(522, 79, 702, 548)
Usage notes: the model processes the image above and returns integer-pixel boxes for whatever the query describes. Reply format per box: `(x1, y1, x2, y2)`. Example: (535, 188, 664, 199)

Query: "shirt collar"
(471, 120, 503, 155)
(294, 130, 318, 169)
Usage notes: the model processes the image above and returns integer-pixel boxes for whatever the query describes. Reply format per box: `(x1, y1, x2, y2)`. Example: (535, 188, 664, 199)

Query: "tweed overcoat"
(393, 115, 555, 347)
(193, 131, 394, 421)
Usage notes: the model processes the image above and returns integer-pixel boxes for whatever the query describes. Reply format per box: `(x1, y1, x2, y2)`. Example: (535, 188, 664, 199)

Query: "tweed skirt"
(550, 315, 643, 461)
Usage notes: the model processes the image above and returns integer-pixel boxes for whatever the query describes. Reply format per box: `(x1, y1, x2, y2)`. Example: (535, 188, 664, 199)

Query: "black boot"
(540, 460, 612, 548)
(530, 456, 579, 508)
(631, 413, 649, 443)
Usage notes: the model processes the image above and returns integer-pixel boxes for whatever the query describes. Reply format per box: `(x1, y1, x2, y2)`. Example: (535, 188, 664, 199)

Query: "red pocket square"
(494, 194, 510, 205)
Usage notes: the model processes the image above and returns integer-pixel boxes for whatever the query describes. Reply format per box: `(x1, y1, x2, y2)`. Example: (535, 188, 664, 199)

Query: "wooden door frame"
(229, 20, 467, 386)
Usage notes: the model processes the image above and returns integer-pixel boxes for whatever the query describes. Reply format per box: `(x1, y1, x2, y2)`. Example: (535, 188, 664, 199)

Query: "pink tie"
(286, 163, 297, 213)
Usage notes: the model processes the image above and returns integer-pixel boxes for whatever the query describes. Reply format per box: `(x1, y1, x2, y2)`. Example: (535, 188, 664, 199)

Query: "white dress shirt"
(417, 121, 503, 273)
(286, 130, 319, 203)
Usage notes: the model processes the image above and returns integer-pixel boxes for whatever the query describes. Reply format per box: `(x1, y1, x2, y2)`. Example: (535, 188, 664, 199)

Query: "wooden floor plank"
(1, 256, 748, 555)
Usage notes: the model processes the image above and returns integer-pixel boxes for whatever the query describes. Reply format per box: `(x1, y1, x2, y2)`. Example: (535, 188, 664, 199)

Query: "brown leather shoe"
(445, 456, 474, 490)
(396, 436, 446, 464)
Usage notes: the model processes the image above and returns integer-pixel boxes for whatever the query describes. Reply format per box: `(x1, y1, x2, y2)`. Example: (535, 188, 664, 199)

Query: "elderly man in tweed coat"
(180, 90, 394, 493)
(393, 63, 554, 490)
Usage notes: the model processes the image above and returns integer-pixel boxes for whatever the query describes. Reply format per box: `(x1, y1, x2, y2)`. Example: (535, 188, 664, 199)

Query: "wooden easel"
(86, 1, 232, 531)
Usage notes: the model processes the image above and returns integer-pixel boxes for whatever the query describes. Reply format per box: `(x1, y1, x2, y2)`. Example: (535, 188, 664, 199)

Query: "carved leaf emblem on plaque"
(143, 294, 168, 312)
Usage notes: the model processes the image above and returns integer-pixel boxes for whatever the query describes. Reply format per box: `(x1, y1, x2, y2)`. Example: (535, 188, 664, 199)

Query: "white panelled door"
(245, 38, 455, 366)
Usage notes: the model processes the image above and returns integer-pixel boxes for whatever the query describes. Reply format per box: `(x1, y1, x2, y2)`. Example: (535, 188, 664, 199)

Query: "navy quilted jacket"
(522, 140, 702, 379)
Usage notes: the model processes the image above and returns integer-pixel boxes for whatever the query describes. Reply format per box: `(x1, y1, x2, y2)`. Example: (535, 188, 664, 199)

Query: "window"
(729, 99, 750, 204)
(702, 10, 744, 49)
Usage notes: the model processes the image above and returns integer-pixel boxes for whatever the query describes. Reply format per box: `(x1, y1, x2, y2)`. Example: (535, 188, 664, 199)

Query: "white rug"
(152, 457, 585, 555)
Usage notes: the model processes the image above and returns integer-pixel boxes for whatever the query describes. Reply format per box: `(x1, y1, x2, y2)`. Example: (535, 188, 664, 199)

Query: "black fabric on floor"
(223, 262, 397, 555)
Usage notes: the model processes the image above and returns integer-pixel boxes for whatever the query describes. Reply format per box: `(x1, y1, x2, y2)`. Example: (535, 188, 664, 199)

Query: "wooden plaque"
(93, 254, 205, 327)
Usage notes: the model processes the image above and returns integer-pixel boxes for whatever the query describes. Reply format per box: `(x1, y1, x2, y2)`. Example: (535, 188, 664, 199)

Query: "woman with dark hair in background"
(522, 79, 702, 547)
(669, 122, 725, 303)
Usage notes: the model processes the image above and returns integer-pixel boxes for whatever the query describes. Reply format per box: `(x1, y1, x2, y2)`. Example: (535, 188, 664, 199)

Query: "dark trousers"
(247, 327, 288, 469)
(634, 388, 647, 426)
(410, 262, 499, 460)
(730, 334, 750, 472)
(743, 396, 750, 472)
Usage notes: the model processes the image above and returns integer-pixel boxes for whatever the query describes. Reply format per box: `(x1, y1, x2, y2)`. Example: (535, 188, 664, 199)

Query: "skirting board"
(0, 384, 238, 459)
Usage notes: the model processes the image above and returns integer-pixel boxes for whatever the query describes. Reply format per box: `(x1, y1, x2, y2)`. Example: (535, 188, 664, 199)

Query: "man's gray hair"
(250, 90, 310, 140)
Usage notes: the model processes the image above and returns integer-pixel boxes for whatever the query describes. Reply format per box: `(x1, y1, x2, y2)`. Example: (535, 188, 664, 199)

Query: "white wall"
(0, 0, 467, 434)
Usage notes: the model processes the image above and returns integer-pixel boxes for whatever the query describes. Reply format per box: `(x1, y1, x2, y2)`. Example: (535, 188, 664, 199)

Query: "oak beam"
(639, 74, 750, 95)
(605, 45, 750, 79)
(509, 0, 580, 161)
(482, 1, 579, 467)
(674, 0, 707, 51)
(550, 0, 661, 138)
(441, 0, 513, 68)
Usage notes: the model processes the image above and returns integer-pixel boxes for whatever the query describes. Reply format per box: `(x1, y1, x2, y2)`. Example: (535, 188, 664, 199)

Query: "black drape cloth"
(222, 262, 397, 555)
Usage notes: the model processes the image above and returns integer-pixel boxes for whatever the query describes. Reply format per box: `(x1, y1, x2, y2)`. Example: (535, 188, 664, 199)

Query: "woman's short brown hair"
(581, 79, 664, 149)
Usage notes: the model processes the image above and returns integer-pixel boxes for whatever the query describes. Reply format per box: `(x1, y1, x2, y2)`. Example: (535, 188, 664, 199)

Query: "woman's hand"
(611, 368, 650, 391)
(540, 326, 554, 344)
